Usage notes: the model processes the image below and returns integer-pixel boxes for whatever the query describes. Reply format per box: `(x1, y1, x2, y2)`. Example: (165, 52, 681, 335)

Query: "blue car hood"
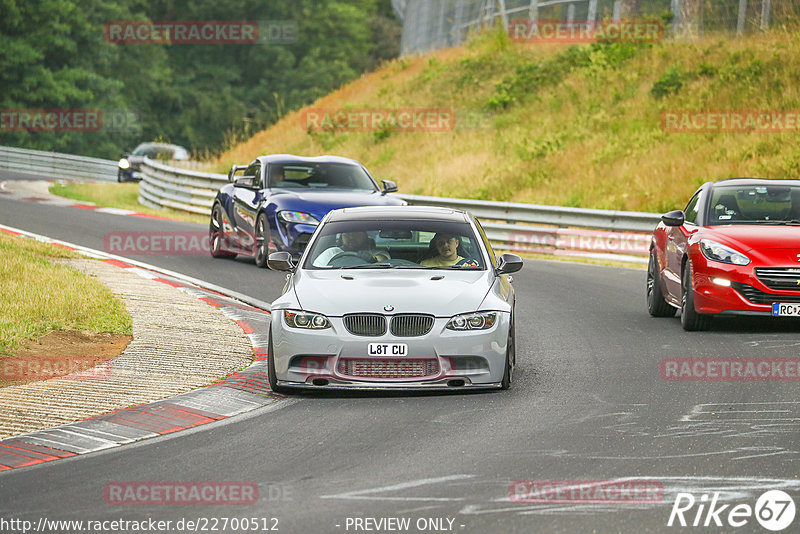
(269, 189, 405, 220)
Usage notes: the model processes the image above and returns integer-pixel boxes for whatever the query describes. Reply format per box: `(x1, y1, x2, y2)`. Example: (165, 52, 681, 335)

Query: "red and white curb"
(0, 224, 285, 472)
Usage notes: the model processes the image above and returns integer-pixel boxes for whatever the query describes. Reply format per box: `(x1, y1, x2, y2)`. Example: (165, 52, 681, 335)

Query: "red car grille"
(732, 282, 800, 305)
(336, 359, 439, 378)
(755, 268, 800, 291)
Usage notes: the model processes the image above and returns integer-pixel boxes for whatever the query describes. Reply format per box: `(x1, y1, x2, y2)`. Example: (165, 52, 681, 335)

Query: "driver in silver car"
(312, 231, 390, 267)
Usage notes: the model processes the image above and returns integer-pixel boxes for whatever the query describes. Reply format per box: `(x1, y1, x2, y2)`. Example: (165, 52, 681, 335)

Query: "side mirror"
(234, 176, 255, 189)
(495, 253, 523, 275)
(661, 210, 685, 227)
(381, 180, 398, 194)
(268, 251, 295, 272)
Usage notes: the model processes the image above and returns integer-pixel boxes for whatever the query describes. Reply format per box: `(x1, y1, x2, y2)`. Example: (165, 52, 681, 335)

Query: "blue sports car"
(209, 154, 405, 267)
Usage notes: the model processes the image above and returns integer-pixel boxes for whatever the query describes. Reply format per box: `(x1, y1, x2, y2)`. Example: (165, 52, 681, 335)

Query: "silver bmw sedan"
(266, 205, 522, 392)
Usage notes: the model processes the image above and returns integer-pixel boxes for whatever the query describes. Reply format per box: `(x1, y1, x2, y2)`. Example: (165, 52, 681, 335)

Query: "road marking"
(321, 474, 475, 502)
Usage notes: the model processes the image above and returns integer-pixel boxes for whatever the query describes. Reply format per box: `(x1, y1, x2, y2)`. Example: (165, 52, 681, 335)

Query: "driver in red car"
(312, 231, 390, 266)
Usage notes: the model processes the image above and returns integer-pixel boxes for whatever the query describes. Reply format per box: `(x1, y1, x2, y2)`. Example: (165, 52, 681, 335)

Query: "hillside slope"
(212, 27, 800, 213)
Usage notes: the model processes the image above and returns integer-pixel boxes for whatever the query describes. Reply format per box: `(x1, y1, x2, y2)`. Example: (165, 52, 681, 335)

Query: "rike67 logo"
(668, 490, 796, 531)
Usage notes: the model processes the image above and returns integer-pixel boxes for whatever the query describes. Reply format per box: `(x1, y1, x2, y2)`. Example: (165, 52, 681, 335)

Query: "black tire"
(500, 319, 515, 390)
(254, 213, 270, 268)
(647, 250, 677, 317)
(681, 260, 710, 331)
(268, 331, 293, 394)
(209, 204, 236, 259)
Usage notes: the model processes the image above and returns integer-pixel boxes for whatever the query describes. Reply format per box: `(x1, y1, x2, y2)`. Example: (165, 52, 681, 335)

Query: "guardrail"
(138, 158, 227, 215)
(138, 159, 660, 263)
(0, 146, 118, 182)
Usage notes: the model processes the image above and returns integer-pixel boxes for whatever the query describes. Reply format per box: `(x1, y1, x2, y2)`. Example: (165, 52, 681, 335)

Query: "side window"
(474, 219, 497, 268)
(245, 163, 262, 188)
(684, 192, 701, 225)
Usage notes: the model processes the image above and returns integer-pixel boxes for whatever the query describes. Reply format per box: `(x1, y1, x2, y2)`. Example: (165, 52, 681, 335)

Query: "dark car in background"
(209, 154, 406, 267)
(117, 142, 190, 182)
(647, 178, 800, 330)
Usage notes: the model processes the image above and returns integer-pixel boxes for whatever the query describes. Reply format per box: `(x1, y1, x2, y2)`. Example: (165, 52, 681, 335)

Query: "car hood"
(703, 225, 800, 252)
(269, 189, 405, 219)
(291, 269, 492, 317)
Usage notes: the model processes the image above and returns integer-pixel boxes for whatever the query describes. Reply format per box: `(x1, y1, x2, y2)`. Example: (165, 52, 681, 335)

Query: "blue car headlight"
(278, 211, 320, 225)
(699, 239, 750, 266)
(446, 312, 497, 331)
(284, 310, 331, 329)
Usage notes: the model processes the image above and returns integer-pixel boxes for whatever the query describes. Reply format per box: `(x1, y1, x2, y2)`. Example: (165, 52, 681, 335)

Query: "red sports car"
(648, 178, 800, 330)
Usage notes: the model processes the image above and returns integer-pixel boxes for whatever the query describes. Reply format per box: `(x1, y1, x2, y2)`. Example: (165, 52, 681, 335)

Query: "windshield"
(707, 184, 800, 225)
(303, 219, 485, 270)
(268, 162, 377, 191)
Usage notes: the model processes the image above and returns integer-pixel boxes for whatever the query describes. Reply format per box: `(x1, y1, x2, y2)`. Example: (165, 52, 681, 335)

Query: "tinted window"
(684, 192, 701, 224)
(245, 163, 262, 188)
(268, 163, 377, 191)
(707, 184, 800, 225)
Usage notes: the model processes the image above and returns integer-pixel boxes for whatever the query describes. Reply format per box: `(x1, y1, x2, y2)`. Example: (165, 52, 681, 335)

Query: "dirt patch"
(0, 330, 132, 388)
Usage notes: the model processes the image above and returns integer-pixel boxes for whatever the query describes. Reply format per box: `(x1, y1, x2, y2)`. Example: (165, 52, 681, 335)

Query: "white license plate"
(772, 303, 800, 316)
(368, 343, 408, 356)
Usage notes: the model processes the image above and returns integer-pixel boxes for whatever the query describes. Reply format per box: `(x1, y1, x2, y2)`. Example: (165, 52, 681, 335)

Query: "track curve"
(1, 175, 799, 533)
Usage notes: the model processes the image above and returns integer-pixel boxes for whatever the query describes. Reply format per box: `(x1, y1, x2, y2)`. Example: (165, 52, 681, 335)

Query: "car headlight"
(446, 312, 497, 331)
(118, 158, 130, 169)
(283, 310, 331, 329)
(699, 239, 751, 266)
(278, 211, 320, 225)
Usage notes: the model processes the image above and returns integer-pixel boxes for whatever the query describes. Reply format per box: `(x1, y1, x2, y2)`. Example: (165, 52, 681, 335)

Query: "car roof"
(254, 154, 362, 166)
(710, 178, 800, 188)
(325, 205, 470, 222)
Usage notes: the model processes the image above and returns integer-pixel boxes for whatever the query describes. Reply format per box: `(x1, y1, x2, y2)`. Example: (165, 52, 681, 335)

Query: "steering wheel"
(328, 250, 374, 266)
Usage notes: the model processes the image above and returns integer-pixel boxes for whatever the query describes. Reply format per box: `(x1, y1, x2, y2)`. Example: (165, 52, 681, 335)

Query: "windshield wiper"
(748, 220, 800, 225)
(342, 263, 394, 269)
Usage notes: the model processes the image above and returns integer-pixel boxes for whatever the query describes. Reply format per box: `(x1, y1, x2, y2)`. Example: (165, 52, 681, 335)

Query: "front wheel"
(647, 250, 677, 317)
(681, 260, 710, 331)
(500, 321, 515, 390)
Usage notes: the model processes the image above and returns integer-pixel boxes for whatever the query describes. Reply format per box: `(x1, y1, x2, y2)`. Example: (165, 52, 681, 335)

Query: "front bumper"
(271, 312, 510, 390)
(691, 256, 800, 316)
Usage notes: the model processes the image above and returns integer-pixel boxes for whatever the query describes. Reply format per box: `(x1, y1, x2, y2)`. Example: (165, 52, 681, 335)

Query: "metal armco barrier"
(0, 145, 660, 262)
(0, 146, 118, 182)
(138, 158, 226, 215)
(138, 159, 660, 262)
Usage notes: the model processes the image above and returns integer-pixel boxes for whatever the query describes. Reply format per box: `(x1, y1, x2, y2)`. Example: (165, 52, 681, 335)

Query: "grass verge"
(210, 26, 800, 214)
(0, 232, 133, 355)
(49, 182, 209, 225)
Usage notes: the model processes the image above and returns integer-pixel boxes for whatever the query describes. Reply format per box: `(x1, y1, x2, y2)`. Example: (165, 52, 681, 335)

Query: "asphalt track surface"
(1, 172, 799, 533)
